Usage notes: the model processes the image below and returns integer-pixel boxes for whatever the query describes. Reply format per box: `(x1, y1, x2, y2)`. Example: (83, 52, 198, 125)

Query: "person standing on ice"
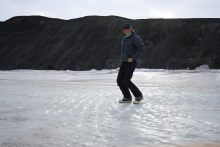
(117, 23, 145, 104)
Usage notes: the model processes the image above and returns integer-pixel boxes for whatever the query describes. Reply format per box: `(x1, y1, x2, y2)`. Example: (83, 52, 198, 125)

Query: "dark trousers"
(117, 62, 142, 99)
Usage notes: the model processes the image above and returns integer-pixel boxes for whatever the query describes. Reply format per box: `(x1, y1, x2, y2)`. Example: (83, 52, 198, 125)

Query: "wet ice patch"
(66, 69, 117, 75)
(0, 69, 220, 146)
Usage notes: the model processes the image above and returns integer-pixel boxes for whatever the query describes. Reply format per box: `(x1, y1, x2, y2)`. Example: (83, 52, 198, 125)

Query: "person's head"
(123, 23, 134, 36)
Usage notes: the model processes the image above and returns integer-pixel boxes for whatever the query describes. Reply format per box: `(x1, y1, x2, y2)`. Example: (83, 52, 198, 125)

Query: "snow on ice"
(0, 66, 220, 147)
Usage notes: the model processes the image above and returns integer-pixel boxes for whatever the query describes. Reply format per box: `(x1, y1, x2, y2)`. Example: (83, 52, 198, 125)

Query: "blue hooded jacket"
(121, 33, 145, 62)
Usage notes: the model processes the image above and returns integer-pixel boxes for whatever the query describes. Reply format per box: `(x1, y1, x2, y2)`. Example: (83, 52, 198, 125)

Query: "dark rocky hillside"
(0, 15, 220, 70)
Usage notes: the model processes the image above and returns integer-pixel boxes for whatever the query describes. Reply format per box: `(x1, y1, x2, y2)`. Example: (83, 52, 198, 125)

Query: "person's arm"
(132, 35, 145, 60)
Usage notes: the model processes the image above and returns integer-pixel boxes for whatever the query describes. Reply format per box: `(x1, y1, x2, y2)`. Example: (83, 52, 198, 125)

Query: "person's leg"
(123, 62, 142, 98)
(117, 63, 132, 99)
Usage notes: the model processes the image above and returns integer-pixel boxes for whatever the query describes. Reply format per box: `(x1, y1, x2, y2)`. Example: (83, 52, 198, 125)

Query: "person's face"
(123, 28, 132, 36)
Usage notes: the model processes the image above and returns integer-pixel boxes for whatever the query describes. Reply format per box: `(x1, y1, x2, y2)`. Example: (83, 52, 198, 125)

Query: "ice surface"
(0, 69, 220, 147)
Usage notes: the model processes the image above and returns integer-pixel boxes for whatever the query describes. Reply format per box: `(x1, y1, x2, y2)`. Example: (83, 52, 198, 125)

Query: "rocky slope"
(0, 16, 220, 70)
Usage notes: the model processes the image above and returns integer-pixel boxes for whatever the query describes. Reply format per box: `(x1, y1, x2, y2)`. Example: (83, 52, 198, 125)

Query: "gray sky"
(0, 0, 220, 21)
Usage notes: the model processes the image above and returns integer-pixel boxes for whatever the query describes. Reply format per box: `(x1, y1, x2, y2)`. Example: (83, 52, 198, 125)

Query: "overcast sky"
(0, 0, 220, 21)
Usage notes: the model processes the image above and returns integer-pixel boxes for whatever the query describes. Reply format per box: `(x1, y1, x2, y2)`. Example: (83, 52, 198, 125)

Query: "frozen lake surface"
(0, 69, 220, 147)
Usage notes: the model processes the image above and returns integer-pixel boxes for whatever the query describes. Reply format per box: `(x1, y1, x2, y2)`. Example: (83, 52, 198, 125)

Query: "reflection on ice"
(0, 69, 220, 147)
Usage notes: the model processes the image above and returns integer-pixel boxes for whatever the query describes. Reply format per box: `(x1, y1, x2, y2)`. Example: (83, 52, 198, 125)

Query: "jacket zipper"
(122, 38, 126, 61)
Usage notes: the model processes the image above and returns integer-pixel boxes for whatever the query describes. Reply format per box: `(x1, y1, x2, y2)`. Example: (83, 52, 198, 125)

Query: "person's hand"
(126, 58, 133, 62)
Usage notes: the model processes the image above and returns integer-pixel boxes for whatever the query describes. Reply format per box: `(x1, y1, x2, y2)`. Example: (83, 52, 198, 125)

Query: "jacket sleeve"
(132, 35, 145, 60)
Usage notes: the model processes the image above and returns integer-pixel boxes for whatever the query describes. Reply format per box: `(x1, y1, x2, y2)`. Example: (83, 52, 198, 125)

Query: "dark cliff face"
(0, 16, 220, 70)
